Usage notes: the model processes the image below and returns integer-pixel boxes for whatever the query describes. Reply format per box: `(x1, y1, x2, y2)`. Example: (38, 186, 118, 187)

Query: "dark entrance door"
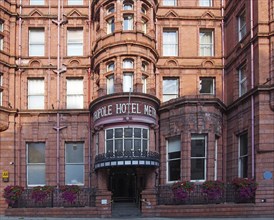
(109, 167, 136, 202)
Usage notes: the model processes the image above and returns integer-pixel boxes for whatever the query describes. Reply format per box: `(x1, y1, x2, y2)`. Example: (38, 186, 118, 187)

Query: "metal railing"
(15, 188, 96, 208)
(157, 184, 255, 205)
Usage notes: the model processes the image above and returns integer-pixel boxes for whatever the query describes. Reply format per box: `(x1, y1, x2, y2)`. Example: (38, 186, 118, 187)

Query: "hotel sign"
(93, 102, 157, 122)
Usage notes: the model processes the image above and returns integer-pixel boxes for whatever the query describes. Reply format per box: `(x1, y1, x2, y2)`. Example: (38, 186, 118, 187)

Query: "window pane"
(115, 128, 123, 138)
(191, 159, 205, 180)
(240, 133, 248, 156)
(199, 0, 212, 6)
(29, 29, 44, 56)
(28, 143, 45, 163)
(124, 128, 133, 137)
(123, 15, 133, 30)
(66, 143, 84, 163)
(143, 129, 148, 138)
(28, 165, 45, 185)
(65, 165, 84, 185)
(106, 129, 113, 139)
(28, 96, 45, 109)
(123, 59, 134, 68)
(67, 79, 83, 109)
(134, 128, 141, 138)
(68, 0, 83, 5)
(191, 138, 205, 157)
(200, 78, 214, 94)
(169, 160, 180, 181)
(30, 0, 44, 5)
(134, 139, 141, 151)
(67, 29, 83, 56)
(200, 30, 213, 56)
(115, 139, 123, 151)
(163, 30, 178, 56)
(143, 140, 147, 151)
(106, 140, 113, 152)
(123, 73, 133, 92)
(163, 0, 176, 6)
(124, 139, 132, 151)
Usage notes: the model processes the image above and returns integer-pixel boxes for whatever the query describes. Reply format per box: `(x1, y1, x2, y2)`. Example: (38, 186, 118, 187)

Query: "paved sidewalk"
(1, 217, 274, 220)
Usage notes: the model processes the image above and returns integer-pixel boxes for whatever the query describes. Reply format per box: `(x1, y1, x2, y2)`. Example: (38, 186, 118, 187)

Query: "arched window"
(107, 62, 115, 72)
(107, 17, 115, 34)
(123, 1, 133, 10)
(141, 61, 148, 72)
(123, 59, 134, 68)
(107, 5, 115, 14)
(123, 14, 134, 30)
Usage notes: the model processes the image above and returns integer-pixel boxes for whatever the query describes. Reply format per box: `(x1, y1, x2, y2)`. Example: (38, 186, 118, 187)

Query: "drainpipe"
(52, 0, 67, 188)
(250, 0, 255, 179)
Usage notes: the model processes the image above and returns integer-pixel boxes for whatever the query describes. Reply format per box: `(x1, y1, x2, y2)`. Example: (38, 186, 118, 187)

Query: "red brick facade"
(0, 0, 274, 218)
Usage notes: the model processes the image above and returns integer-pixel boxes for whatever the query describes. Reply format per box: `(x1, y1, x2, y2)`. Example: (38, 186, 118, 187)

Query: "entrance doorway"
(109, 167, 137, 202)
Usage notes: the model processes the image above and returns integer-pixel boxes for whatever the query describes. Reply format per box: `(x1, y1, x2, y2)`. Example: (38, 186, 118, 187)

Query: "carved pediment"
(202, 59, 215, 67)
(165, 10, 179, 18)
(67, 9, 83, 17)
(201, 11, 215, 19)
(165, 59, 178, 66)
(29, 9, 43, 17)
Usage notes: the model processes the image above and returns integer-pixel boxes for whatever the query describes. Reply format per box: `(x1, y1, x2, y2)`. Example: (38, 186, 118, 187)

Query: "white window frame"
(163, 78, 179, 102)
(123, 14, 134, 31)
(199, 77, 215, 95)
(29, 28, 45, 56)
(27, 142, 46, 186)
(238, 11, 246, 41)
(67, 28, 83, 56)
(199, 0, 212, 7)
(123, 72, 133, 92)
(163, 29, 178, 56)
(107, 17, 115, 34)
(66, 78, 84, 109)
(199, 29, 214, 56)
(28, 78, 44, 109)
(30, 0, 44, 5)
(107, 75, 114, 94)
(166, 136, 181, 183)
(239, 65, 247, 97)
(68, 0, 83, 5)
(142, 75, 147, 93)
(105, 127, 149, 153)
(65, 142, 84, 185)
(163, 0, 177, 6)
(238, 133, 248, 178)
(191, 134, 207, 182)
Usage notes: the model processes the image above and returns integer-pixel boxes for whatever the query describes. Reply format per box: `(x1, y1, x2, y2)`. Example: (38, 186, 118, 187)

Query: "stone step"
(112, 202, 141, 218)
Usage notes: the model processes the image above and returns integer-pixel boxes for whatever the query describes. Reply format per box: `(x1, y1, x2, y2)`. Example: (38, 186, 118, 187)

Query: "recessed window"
(123, 73, 133, 92)
(238, 11, 246, 41)
(107, 62, 115, 72)
(123, 14, 134, 31)
(238, 133, 248, 178)
(141, 5, 147, 14)
(163, 0, 177, 6)
(199, 29, 214, 56)
(0, 73, 3, 106)
(67, 28, 83, 56)
(123, 1, 133, 10)
(142, 75, 147, 93)
(107, 75, 114, 94)
(107, 17, 115, 34)
(167, 137, 181, 182)
(0, 20, 3, 32)
(0, 36, 3, 51)
(107, 5, 115, 14)
(68, 0, 83, 5)
(191, 134, 207, 181)
(142, 18, 148, 34)
(65, 142, 84, 185)
(199, 77, 215, 95)
(66, 78, 83, 109)
(199, 0, 212, 7)
(27, 142, 45, 186)
(30, 0, 44, 5)
(141, 61, 148, 72)
(28, 78, 44, 109)
(163, 78, 178, 102)
(123, 59, 134, 69)
(163, 29, 178, 56)
(105, 127, 148, 153)
(239, 65, 247, 96)
(29, 28, 45, 56)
